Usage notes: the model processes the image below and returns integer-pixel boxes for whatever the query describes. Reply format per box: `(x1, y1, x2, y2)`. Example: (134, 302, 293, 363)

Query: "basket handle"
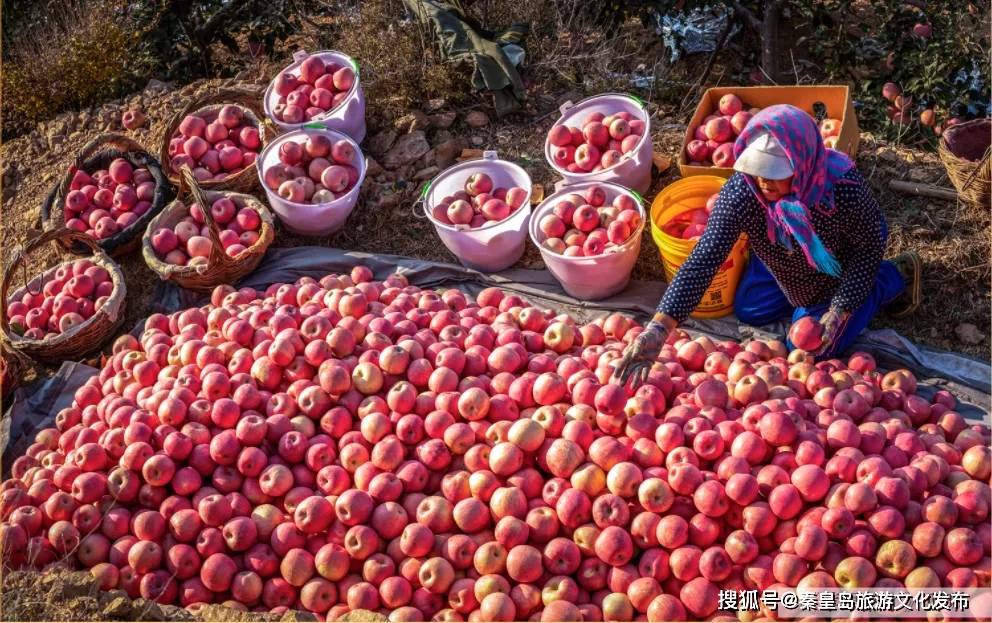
(178, 167, 232, 273)
(0, 229, 106, 338)
(959, 146, 992, 192)
(72, 133, 146, 172)
(168, 89, 266, 164)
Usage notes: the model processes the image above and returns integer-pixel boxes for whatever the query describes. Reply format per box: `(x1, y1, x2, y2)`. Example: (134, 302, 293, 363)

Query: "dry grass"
(859, 141, 991, 354)
(1, 0, 140, 137)
(331, 0, 470, 121)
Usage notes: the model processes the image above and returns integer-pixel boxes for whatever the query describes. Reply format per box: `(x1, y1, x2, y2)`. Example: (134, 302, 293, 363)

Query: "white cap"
(733, 132, 794, 180)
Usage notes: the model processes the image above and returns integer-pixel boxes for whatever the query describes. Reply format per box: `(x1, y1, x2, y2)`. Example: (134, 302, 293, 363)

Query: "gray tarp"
(4, 246, 988, 474)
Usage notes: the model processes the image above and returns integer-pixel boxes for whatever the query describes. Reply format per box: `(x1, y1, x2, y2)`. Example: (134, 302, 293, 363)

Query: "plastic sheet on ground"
(4, 246, 988, 475)
(655, 4, 740, 63)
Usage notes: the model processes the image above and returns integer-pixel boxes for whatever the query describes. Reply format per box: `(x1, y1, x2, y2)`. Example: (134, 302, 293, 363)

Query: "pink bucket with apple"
(264, 50, 367, 142)
(544, 93, 653, 195)
(416, 151, 532, 273)
(256, 126, 366, 237)
(530, 181, 646, 300)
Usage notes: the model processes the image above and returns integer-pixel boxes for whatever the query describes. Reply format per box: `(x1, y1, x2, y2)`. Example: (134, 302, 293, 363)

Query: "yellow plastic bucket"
(650, 176, 748, 318)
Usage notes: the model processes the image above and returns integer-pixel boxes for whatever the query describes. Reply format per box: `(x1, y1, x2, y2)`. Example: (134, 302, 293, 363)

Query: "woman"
(614, 104, 920, 387)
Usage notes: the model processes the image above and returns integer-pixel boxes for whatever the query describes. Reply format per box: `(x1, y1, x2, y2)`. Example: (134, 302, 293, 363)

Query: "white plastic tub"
(418, 151, 532, 273)
(545, 93, 653, 195)
(256, 127, 366, 237)
(530, 181, 646, 300)
(264, 50, 367, 143)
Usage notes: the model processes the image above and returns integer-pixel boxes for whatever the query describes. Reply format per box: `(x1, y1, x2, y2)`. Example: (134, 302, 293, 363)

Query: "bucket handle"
(412, 181, 431, 219)
(482, 150, 498, 160)
(626, 93, 646, 109)
(559, 101, 575, 116)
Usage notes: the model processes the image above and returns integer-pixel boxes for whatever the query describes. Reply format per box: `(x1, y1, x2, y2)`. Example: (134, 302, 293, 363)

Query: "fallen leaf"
(653, 152, 672, 173)
(954, 322, 985, 345)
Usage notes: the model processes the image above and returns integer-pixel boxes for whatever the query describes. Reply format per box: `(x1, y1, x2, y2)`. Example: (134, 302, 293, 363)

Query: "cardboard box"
(679, 85, 860, 179)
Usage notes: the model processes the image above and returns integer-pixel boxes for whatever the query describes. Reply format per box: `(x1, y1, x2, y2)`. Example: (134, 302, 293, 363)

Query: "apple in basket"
(4, 259, 115, 340)
(169, 105, 261, 181)
(63, 158, 156, 239)
(150, 197, 263, 265)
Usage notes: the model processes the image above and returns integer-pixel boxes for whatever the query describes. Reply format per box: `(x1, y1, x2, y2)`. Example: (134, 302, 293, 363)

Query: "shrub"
(1, 0, 142, 138)
(794, 0, 991, 145)
(125, 0, 301, 83)
(564, 0, 989, 144)
(333, 0, 470, 121)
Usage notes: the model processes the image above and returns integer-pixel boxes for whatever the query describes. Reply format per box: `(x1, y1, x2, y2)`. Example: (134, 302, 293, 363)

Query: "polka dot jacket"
(658, 169, 888, 323)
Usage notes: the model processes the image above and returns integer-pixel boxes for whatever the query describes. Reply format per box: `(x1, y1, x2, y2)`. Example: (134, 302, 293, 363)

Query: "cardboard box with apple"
(679, 85, 860, 178)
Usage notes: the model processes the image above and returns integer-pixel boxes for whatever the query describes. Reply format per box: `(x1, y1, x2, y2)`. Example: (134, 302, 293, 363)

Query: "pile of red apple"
(547, 111, 646, 173)
(63, 159, 155, 239)
(662, 192, 719, 241)
(271, 54, 357, 125)
(150, 199, 264, 266)
(263, 135, 360, 205)
(5, 259, 115, 340)
(687, 94, 851, 166)
(2, 269, 990, 621)
(685, 95, 759, 167)
(430, 173, 528, 229)
(537, 185, 642, 257)
(168, 105, 262, 182)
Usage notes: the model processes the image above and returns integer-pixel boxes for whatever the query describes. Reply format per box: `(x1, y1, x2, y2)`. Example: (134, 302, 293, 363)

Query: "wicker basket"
(1, 230, 127, 363)
(0, 340, 28, 404)
(159, 88, 274, 193)
(41, 134, 170, 257)
(939, 118, 991, 212)
(142, 167, 276, 293)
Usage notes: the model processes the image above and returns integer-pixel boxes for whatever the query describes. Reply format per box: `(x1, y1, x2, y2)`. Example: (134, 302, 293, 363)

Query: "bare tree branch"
(725, 0, 761, 30)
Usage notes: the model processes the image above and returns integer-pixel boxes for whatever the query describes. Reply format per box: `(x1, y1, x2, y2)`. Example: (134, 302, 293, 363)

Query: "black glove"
(612, 320, 669, 388)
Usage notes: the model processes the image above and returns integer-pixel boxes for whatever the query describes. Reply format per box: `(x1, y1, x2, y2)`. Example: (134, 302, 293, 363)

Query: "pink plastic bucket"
(544, 93, 653, 195)
(530, 181, 647, 300)
(417, 151, 533, 272)
(256, 127, 367, 237)
(264, 50, 367, 143)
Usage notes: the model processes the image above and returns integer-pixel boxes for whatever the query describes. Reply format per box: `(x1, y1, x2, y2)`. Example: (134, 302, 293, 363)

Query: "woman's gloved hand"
(808, 308, 849, 356)
(612, 319, 670, 388)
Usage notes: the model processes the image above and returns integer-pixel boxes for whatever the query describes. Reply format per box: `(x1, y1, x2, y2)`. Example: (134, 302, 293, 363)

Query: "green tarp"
(402, 0, 527, 116)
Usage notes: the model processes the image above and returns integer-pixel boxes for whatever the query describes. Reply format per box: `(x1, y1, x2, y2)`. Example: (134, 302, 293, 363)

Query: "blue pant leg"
(734, 256, 794, 325)
(790, 260, 906, 357)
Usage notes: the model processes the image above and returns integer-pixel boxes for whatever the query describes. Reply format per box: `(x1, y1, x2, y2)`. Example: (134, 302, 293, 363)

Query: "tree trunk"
(726, 0, 785, 83)
(761, 1, 782, 82)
